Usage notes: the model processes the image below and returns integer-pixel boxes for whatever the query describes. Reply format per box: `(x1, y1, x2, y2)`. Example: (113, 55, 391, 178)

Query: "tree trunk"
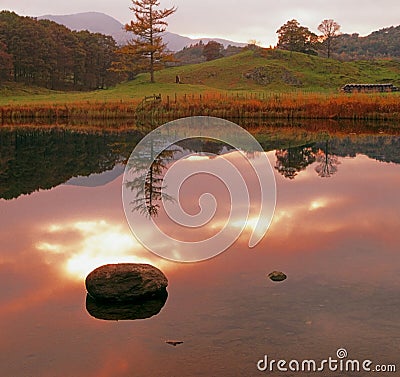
(150, 51, 154, 83)
(149, 4, 154, 83)
(327, 38, 331, 58)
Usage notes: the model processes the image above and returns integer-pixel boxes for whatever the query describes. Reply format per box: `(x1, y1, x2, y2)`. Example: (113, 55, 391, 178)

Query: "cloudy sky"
(1, 0, 400, 46)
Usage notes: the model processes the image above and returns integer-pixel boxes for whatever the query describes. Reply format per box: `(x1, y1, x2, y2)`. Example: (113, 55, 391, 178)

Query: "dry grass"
(1, 92, 400, 123)
(138, 91, 400, 121)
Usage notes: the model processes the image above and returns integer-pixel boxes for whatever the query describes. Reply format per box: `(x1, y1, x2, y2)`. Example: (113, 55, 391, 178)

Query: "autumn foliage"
(0, 11, 120, 90)
(120, 0, 176, 83)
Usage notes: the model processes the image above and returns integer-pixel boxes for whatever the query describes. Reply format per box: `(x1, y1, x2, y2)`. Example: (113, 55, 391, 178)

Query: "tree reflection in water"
(275, 144, 316, 179)
(275, 140, 340, 180)
(124, 137, 236, 218)
(125, 143, 176, 218)
(315, 140, 341, 178)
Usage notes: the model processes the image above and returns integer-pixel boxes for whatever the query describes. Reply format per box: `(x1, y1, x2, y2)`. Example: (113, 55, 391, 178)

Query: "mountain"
(64, 164, 125, 187)
(39, 12, 123, 37)
(38, 12, 246, 51)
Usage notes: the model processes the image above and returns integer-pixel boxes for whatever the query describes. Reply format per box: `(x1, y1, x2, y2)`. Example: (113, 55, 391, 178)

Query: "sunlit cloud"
(309, 198, 328, 211)
(48, 224, 63, 232)
(36, 242, 63, 254)
(185, 155, 212, 161)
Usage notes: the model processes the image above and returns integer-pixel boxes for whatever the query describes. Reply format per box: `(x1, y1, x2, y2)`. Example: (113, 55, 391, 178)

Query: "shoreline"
(1, 92, 400, 123)
(1, 118, 400, 137)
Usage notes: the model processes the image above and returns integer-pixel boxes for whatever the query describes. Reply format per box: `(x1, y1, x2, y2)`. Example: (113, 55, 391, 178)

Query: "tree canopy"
(0, 11, 120, 90)
(203, 41, 224, 61)
(276, 19, 318, 55)
(275, 18, 400, 60)
(333, 25, 400, 60)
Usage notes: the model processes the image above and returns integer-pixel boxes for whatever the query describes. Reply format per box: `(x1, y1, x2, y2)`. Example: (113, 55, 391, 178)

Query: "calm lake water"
(0, 123, 399, 376)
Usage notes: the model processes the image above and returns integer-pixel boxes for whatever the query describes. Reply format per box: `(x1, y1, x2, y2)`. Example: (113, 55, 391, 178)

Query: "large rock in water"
(85, 264, 168, 302)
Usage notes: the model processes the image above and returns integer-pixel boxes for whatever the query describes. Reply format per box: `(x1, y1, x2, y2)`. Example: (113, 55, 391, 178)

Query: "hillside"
(2, 48, 400, 104)
(151, 49, 400, 91)
(38, 12, 246, 51)
(334, 25, 400, 60)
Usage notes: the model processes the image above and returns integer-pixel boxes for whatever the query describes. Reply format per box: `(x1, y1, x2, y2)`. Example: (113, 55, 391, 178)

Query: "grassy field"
(1, 49, 400, 122)
(156, 49, 400, 92)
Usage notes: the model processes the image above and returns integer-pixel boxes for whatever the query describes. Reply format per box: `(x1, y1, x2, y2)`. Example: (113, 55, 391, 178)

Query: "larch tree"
(124, 0, 176, 83)
(318, 19, 341, 58)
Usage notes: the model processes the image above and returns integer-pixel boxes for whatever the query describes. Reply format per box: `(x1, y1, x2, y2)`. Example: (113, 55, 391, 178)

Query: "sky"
(1, 0, 400, 46)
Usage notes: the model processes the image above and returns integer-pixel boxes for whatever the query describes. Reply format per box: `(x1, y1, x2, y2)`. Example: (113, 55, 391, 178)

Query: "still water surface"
(0, 124, 399, 376)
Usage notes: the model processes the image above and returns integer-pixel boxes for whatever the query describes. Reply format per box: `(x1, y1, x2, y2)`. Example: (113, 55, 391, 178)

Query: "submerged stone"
(166, 340, 184, 347)
(268, 271, 287, 282)
(85, 263, 168, 302)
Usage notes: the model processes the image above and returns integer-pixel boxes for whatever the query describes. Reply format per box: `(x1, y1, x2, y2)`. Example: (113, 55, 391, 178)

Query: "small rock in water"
(268, 271, 287, 282)
(86, 263, 168, 302)
(165, 340, 184, 347)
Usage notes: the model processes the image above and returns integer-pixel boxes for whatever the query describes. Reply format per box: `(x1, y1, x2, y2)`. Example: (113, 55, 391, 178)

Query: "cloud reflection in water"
(36, 220, 167, 280)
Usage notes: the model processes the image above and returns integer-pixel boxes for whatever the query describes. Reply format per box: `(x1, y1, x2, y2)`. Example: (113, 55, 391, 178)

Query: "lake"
(0, 121, 399, 376)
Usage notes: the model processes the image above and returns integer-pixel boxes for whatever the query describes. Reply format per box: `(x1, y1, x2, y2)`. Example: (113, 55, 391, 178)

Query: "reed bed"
(1, 92, 400, 123)
(0, 101, 140, 123)
(146, 92, 400, 121)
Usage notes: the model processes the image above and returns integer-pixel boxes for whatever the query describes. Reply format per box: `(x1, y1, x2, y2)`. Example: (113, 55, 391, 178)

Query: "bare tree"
(315, 141, 340, 178)
(318, 19, 341, 58)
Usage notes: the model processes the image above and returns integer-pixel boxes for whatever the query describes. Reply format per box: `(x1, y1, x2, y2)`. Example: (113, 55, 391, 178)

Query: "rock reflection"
(85, 289, 168, 321)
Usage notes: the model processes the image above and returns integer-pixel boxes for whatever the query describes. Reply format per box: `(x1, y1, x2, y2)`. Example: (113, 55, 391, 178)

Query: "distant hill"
(333, 25, 400, 60)
(38, 12, 246, 51)
(64, 164, 124, 187)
